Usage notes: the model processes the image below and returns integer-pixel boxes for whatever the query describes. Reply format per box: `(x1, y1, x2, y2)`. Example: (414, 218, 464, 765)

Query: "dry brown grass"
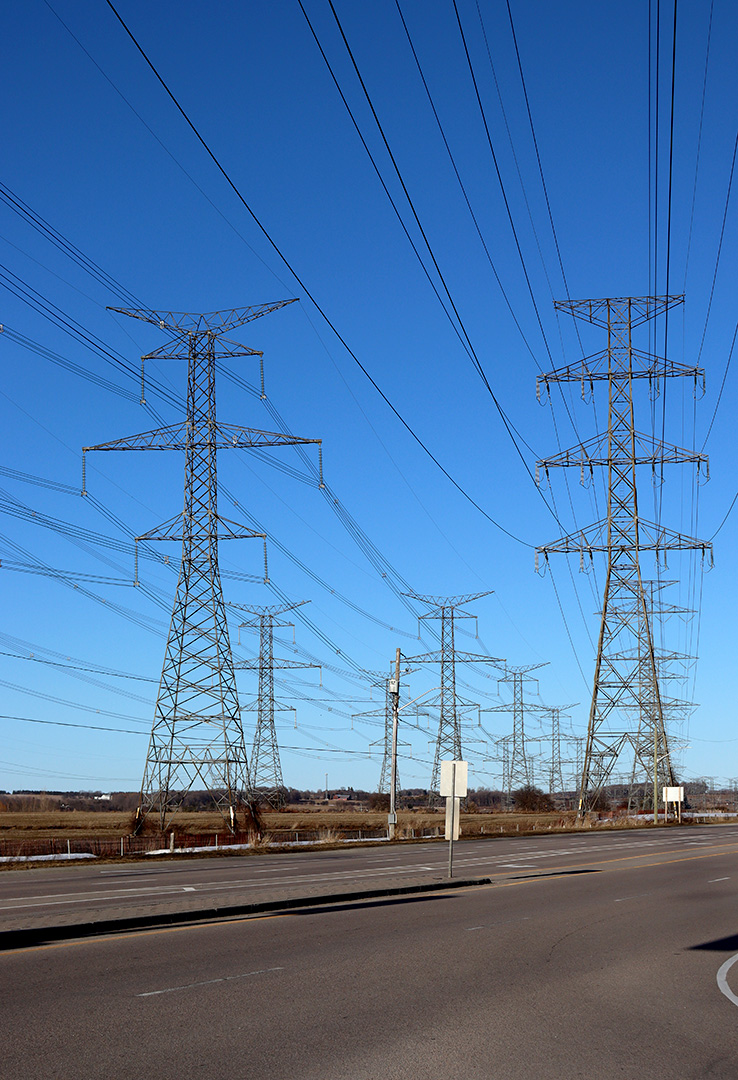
(0, 807, 584, 841)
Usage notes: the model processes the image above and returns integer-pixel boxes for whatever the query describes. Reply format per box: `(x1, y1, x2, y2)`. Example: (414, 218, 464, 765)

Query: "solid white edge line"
(717, 952, 738, 1007)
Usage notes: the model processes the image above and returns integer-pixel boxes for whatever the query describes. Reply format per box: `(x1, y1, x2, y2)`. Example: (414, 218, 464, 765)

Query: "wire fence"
(0, 826, 446, 859)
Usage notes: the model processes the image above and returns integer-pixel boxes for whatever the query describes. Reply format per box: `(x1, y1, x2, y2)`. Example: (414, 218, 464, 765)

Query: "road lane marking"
(5, 842, 738, 913)
(709, 877, 730, 883)
(137, 966, 284, 997)
(6, 846, 738, 956)
(717, 953, 738, 1008)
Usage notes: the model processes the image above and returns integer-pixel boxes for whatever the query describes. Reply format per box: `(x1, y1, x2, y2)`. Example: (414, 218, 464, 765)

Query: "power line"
(104, 0, 532, 548)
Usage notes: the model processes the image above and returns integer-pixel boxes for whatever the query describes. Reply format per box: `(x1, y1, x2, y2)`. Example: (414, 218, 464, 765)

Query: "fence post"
(67, 840, 71, 856)
(169, 832, 175, 853)
(120, 837, 124, 857)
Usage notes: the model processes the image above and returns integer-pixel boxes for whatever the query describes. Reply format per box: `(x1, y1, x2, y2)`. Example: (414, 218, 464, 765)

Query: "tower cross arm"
(134, 512, 266, 543)
(536, 519, 713, 559)
(107, 299, 298, 336)
(553, 294, 683, 327)
(536, 432, 709, 476)
(537, 350, 704, 394)
(215, 423, 322, 450)
(83, 423, 321, 454)
(84, 423, 188, 453)
(235, 657, 318, 671)
(404, 650, 504, 666)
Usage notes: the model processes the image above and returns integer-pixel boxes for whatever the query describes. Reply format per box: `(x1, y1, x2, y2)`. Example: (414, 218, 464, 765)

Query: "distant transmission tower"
(353, 670, 405, 798)
(404, 592, 501, 801)
(542, 703, 577, 796)
(536, 296, 710, 815)
(486, 664, 548, 799)
(236, 601, 318, 809)
(84, 303, 321, 832)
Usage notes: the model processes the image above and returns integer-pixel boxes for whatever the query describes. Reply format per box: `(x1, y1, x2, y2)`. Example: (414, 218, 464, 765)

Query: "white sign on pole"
(440, 760, 468, 798)
(662, 786, 684, 803)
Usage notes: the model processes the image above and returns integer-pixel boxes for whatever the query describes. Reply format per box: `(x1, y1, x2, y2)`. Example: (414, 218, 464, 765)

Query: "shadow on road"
(690, 933, 738, 952)
(286, 894, 455, 918)
(508, 869, 603, 880)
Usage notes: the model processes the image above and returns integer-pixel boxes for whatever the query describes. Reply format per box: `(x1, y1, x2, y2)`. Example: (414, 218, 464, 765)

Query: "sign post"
(388, 648, 401, 840)
(662, 785, 685, 824)
(440, 760, 468, 878)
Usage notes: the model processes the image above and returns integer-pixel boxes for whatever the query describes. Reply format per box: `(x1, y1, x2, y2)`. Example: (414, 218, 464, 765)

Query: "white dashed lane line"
(137, 966, 284, 998)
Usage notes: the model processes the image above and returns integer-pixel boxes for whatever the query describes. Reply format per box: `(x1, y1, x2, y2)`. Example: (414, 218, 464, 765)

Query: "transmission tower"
(236, 601, 318, 809)
(353, 668, 411, 800)
(621, 580, 696, 810)
(404, 592, 502, 801)
(84, 302, 321, 832)
(485, 664, 548, 799)
(535, 296, 710, 815)
(539, 703, 577, 796)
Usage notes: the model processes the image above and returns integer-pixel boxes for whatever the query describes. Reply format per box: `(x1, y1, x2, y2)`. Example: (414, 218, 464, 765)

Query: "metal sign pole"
(388, 648, 401, 840)
(448, 761, 456, 879)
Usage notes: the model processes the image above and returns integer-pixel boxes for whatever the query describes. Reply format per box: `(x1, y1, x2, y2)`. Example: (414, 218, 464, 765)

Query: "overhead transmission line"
(315, 0, 559, 515)
(305, 0, 592, 670)
(44, 0, 498, 582)
(9, 11, 565, 721)
(682, 0, 714, 290)
(104, 0, 531, 548)
(1, 232, 433, 654)
(2, 167, 482, 662)
(12, 16, 526, 662)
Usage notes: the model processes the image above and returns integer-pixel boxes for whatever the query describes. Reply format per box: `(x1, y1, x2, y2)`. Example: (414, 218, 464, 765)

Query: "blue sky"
(1, 0, 737, 795)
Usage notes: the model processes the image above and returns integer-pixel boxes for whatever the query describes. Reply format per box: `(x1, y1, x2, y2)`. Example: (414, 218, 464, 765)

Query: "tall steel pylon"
(353, 669, 406, 799)
(535, 296, 710, 815)
(485, 664, 548, 799)
(83, 303, 321, 832)
(623, 580, 696, 810)
(236, 601, 317, 809)
(377, 672, 400, 796)
(541, 703, 577, 796)
(404, 592, 501, 801)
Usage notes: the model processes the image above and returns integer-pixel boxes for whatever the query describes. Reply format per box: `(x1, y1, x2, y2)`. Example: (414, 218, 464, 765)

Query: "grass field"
(0, 808, 584, 841)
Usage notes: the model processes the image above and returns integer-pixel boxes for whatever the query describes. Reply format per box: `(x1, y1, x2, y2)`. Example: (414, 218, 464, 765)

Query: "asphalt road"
(2, 824, 738, 929)
(2, 825, 738, 1078)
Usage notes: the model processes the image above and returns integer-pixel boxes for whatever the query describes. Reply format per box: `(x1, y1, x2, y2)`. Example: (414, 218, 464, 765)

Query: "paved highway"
(2, 824, 738, 1077)
(1, 824, 737, 929)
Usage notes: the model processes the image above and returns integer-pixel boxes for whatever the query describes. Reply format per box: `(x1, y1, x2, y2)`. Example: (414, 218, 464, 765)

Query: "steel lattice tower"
(486, 664, 548, 798)
(353, 670, 404, 798)
(542, 703, 576, 796)
(377, 673, 398, 795)
(535, 296, 710, 815)
(236, 601, 317, 809)
(404, 592, 501, 801)
(83, 302, 321, 832)
(623, 581, 696, 811)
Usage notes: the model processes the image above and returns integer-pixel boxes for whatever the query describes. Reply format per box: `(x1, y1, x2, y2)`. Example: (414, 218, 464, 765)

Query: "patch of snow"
(0, 853, 97, 863)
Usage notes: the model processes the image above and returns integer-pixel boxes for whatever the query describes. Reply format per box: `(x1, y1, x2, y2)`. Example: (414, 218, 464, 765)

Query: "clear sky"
(1, 0, 736, 795)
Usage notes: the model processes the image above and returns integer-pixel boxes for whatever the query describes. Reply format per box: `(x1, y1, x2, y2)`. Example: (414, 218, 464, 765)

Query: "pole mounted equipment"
(83, 302, 322, 833)
(536, 296, 710, 817)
